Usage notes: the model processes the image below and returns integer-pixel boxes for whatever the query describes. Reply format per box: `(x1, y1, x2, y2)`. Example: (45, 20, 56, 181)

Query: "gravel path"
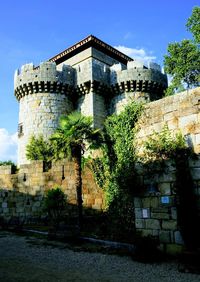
(0, 231, 199, 282)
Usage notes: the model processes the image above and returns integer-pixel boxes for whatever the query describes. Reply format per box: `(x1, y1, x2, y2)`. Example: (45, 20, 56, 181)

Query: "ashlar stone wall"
(133, 87, 200, 253)
(0, 161, 105, 222)
(136, 87, 200, 154)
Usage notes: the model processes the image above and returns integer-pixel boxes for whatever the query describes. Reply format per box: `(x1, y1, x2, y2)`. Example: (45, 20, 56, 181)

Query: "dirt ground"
(0, 231, 199, 282)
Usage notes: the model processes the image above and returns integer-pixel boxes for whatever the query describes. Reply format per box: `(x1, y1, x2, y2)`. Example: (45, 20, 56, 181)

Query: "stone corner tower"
(14, 61, 74, 165)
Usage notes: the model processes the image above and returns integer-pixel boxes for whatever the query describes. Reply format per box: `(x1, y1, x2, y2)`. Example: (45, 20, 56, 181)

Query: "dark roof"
(49, 35, 133, 65)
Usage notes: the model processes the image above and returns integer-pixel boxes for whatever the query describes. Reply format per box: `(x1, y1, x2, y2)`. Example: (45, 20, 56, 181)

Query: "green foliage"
(50, 111, 102, 229)
(164, 39, 200, 90)
(164, 7, 200, 93)
(51, 111, 102, 160)
(0, 160, 15, 166)
(91, 101, 143, 207)
(26, 135, 53, 161)
(186, 6, 200, 44)
(44, 186, 67, 227)
(164, 83, 185, 96)
(143, 124, 187, 160)
(90, 101, 143, 238)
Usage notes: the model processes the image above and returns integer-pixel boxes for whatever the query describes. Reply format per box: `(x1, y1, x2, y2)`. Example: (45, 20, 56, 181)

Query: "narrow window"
(18, 123, 23, 137)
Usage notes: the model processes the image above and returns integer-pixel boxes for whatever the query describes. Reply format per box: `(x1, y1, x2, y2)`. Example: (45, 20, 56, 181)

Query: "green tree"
(164, 39, 200, 92)
(186, 6, 200, 44)
(51, 112, 102, 228)
(26, 135, 53, 162)
(164, 7, 200, 94)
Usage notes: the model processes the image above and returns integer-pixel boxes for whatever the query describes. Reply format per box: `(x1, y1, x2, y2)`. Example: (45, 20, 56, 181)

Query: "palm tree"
(51, 111, 102, 228)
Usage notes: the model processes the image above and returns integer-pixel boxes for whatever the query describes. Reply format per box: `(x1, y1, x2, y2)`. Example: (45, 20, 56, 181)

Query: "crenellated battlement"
(14, 62, 75, 100)
(110, 61, 167, 99)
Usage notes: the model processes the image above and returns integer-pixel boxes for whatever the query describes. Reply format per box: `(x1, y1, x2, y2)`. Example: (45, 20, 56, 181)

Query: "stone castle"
(1, 35, 199, 253)
(14, 35, 167, 165)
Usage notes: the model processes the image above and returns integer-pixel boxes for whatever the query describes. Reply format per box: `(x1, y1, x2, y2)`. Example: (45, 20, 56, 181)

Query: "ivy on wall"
(90, 101, 143, 239)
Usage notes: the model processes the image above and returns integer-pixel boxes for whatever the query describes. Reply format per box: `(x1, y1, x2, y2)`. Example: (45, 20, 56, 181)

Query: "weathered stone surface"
(135, 219, 145, 229)
(174, 231, 184, 245)
(134, 197, 142, 208)
(136, 88, 200, 155)
(145, 219, 160, 230)
(159, 231, 171, 243)
(158, 183, 171, 195)
(165, 244, 184, 255)
(0, 161, 105, 221)
(151, 212, 170, 220)
(191, 168, 200, 180)
(135, 208, 143, 219)
(171, 207, 177, 220)
(162, 220, 177, 230)
(138, 229, 154, 237)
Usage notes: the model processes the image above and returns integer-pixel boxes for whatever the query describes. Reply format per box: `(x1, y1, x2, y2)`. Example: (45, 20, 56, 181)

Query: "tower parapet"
(110, 61, 167, 101)
(109, 61, 168, 114)
(14, 62, 75, 100)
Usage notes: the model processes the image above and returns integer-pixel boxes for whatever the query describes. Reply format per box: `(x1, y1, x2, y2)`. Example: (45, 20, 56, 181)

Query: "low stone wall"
(0, 160, 105, 222)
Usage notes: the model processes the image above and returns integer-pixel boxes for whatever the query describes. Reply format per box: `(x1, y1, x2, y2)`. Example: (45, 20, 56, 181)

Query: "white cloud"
(0, 128, 18, 163)
(115, 45, 156, 62)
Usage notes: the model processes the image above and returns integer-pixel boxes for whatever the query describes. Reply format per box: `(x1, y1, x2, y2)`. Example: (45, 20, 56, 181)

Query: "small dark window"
(43, 161, 52, 172)
(18, 123, 23, 137)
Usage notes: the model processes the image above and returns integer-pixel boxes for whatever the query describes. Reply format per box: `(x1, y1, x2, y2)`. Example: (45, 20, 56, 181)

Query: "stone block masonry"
(0, 160, 105, 222)
(136, 87, 200, 154)
(18, 93, 73, 165)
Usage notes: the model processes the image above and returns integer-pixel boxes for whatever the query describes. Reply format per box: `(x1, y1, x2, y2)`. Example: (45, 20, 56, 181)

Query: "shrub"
(44, 186, 67, 228)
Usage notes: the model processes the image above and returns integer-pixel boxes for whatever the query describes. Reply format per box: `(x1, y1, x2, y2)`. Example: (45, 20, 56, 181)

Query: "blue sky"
(0, 0, 199, 162)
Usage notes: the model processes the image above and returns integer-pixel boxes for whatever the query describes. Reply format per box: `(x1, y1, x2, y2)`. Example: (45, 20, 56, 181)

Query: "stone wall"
(132, 87, 200, 253)
(0, 161, 105, 222)
(133, 156, 200, 254)
(136, 87, 200, 154)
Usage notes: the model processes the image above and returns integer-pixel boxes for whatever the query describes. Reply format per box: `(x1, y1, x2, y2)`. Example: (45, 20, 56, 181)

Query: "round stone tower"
(14, 62, 74, 165)
(109, 60, 168, 114)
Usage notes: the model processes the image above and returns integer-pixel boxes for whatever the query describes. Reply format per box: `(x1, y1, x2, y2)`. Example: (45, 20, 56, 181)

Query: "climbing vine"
(143, 124, 187, 160)
(91, 101, 143, 204)
(90, 101, 143, 239)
